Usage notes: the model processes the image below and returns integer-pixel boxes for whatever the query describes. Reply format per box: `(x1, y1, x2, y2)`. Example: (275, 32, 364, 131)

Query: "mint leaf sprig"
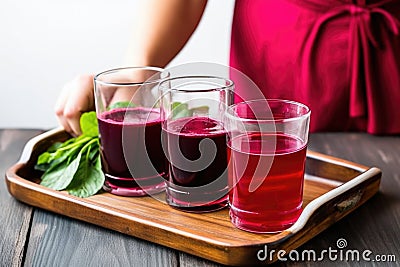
(171, 102, 209, 119)
(35, 111, 105, 198)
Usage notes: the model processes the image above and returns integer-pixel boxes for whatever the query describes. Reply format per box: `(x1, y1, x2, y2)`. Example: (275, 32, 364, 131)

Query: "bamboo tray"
(5, 128, 382, 266)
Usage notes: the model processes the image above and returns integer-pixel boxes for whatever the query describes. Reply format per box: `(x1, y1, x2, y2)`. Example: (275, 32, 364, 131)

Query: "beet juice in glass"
(225, 99, 310, 233)
(160, 76, 234, 212)
(94, 66, 169, 196)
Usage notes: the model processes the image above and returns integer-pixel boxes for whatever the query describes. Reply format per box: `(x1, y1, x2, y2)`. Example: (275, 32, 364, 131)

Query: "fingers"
(55, 74, 95, 136)
(54, 85, 72, 133)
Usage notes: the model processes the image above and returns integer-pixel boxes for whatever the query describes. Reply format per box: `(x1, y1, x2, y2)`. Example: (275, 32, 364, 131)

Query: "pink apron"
(230, 0, 400, 134)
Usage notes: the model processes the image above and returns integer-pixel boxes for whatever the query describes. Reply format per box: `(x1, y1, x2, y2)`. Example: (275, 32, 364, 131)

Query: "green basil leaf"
(57, 137, 77, 149)
(88, 139, 100, 162)
(34, 163, 50, 172)
(37, 152, 52, 165)
(40, 152, 82, 190)
(47, 142, 63, 152)
(67, 155, 105, 198)
(108, 101, 136, 110)
(172, 102, 192, 119)
(50, 138, 88, 167)
(36, 111, 106, 198)
(80, 111, 98, 138)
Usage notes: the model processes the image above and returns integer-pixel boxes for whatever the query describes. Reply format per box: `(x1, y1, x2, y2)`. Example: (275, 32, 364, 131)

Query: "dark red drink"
(228, 132, 306, 233)
(163, 117, 228, 212)
(97, 107, 166, 196)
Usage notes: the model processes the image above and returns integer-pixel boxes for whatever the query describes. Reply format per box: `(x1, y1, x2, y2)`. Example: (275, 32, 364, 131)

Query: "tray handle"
(288, 167, 381, 234)
(17, 127, 69, 165)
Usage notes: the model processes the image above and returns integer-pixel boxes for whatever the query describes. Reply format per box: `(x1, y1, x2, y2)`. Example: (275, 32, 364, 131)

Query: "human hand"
(55, 74, 95, 136)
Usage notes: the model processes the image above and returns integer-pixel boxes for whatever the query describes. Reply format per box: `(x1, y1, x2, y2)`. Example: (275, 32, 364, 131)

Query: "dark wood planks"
(24, 210, 178, 267)
(0, 129, 43, 266)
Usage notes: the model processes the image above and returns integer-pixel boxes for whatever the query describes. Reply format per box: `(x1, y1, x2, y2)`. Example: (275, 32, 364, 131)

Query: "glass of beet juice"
(159, 76, 234, 212)
(224, 99, 311, 233)
(94, 66, 169, 196)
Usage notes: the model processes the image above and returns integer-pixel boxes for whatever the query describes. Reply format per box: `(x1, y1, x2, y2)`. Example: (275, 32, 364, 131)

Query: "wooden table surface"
(1, 129, 399, 267)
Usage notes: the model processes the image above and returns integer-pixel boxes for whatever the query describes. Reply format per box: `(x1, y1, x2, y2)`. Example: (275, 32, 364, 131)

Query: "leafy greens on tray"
(35, 111, 104, 198)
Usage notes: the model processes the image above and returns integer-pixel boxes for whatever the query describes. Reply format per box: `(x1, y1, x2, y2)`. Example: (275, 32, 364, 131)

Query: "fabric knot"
(349, 5, 367, 15)
(301, 1, 400, 118)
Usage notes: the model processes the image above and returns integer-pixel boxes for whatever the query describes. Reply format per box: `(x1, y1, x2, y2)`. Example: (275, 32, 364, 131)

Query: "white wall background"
(0, 0, 234, 129)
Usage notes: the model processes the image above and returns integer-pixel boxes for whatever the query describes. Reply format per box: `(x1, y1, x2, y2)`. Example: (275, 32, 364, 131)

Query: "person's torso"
(230, 0, 400, 134)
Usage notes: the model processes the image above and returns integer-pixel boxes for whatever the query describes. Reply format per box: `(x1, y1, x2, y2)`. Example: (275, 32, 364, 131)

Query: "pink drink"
(163, 117, 228, 212)
(228, 132, 306, 233)
(97, 107, 166, 196)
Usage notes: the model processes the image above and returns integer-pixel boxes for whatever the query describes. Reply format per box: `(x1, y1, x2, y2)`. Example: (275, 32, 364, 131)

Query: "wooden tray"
(5, 128, 382, 266)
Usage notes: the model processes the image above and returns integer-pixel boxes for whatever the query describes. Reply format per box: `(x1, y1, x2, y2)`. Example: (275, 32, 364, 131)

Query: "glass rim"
(225, 99, 311, 123)
(94, 66, 168, 86)
(159, 75, 234, 93)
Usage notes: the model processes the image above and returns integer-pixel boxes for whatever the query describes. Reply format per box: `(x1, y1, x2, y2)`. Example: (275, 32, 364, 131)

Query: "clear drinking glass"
(160, 76, 234, 212)
(94, 66, 169, 196)
(224, 99, 310, 233)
